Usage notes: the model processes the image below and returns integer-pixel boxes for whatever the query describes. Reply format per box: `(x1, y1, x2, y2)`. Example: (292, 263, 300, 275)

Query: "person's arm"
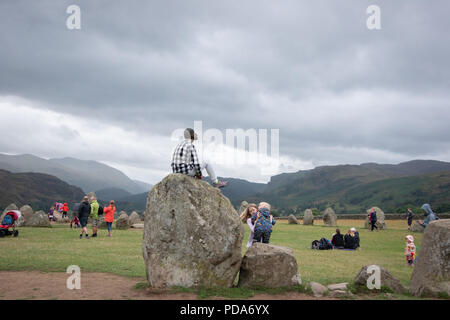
(271, 215, 276, 225)
(190, 144, 202, 177)
(247, 218, 255, 232)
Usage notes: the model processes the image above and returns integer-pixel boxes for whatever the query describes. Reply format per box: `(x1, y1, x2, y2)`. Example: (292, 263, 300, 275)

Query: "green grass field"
(0, 219, 422, 298)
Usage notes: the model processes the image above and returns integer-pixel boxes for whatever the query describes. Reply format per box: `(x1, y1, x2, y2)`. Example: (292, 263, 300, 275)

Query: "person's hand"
(257, 212, 261, 219)
(270, 215, 273, 223)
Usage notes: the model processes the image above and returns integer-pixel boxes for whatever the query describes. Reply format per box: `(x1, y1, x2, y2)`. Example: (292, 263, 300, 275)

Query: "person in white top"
(239, 203, 259, 248)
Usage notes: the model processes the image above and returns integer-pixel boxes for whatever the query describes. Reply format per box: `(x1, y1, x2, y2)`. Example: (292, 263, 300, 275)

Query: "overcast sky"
(0, 0, 449, 184)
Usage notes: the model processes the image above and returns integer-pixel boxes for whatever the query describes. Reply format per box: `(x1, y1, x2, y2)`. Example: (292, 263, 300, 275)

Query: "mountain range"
(0, 153, 448, 214)
(245, 160, 450, 214)
(0, 153, 152, 194)
(0, 169, 85, 211)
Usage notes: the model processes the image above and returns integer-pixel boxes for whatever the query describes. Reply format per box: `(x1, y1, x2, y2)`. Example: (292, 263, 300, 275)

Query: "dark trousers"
(253, 230, 271, 244)
(371, 221, 378, 231)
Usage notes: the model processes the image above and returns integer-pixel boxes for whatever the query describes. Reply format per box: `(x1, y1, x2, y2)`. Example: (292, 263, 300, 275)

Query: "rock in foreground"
(410, 219, 450, 297)
(143, 174, 244, 288)
(354, 265, 405, 294)
(238, 242, 301, 288)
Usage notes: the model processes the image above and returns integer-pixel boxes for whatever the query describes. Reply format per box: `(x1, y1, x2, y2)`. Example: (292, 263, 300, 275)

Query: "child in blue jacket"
(251, 202, 276, 244)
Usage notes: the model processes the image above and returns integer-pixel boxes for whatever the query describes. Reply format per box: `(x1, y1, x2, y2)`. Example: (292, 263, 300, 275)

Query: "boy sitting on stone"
(251, 202, 276, 244)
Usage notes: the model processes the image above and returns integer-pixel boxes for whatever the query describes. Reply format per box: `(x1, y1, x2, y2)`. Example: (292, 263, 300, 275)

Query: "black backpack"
(311, 240, 320, 250)
(98, 206, 104, 215)
(319, 238, 333, 250)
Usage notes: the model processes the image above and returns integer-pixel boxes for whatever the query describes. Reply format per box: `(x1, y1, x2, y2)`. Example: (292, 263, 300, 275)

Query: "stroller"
(0, 210, 20, 238)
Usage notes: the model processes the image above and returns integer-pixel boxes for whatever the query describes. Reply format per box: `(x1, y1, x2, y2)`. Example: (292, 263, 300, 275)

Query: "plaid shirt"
(171, 139, 201, 176)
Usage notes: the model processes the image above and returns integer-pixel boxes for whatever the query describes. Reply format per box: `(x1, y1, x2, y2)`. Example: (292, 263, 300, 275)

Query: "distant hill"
(203, 176, 267, 207)
(0, 154, 150, 194)
(0, 169, 85, 212)
(246, 160, 450, 214)
(132, 180, 153, 192)
(95, 187, 132, 201)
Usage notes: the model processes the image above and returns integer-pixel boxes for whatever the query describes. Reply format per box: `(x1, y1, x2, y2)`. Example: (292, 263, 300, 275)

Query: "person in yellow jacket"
(89, 197, 100, 238)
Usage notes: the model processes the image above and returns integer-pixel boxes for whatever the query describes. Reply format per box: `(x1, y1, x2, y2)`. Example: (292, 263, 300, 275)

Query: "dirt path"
(0, 271, 331, 300)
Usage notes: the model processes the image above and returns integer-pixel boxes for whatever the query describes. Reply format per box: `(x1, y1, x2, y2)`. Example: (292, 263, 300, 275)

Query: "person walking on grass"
(405, 235, 416, 267)
(62, 203, 69, 219)
(171, 128, 227, 188)
(406, 208, 414, 230)
(104, 200, 116, 237)
(78, 196, 91, 239)
(368, 208, 378, 231)
(89, 196, 100, 238)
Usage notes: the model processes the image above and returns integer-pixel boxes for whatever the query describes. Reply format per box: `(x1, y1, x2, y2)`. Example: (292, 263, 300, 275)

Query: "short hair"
(258, 202, 271, 210)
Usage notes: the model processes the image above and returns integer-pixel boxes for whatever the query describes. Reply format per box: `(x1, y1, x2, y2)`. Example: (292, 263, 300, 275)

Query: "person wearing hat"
(78, 196, 91, 239)
(171, 128, 227, 188)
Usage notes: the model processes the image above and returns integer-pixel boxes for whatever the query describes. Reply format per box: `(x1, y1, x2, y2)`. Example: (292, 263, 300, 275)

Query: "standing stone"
(97, 216, 107, 229)
(411, 221, 424, 233)
(27, 210, 51, 227)
(238, 243, 301, 288)
(129, 211, 141, 225)
(303, 209, 314, 225)
(323, 207, 337, 227)
(53, 211, 63, 222)
(19, 205, 33, 222)
(288, 214, 299, 225)
(115, 212, 130, 229)
(354, 265, 405, 294)
(143, 173, 244, 288)
(239, 201, 249, 215)
(410, 219, 450, 297)
(365, 207, 387, 229)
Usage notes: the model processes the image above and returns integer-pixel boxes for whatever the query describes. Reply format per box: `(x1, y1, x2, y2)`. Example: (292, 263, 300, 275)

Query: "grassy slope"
(0, 220, 421, 289)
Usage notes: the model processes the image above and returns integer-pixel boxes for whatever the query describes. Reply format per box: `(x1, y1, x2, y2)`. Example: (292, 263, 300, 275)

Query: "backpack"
(371, 211, 377, 221)
(319, 237, 333, 250)
(311, 240, 320, 250)
(98, 206, 104, 216)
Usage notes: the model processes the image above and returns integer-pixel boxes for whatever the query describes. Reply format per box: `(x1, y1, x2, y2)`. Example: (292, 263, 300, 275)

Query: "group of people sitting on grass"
(331, 228, 360, 250)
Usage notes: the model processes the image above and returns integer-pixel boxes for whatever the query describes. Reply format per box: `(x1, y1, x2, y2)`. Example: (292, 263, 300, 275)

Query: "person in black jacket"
(331, 229, 345, 249)
(78, 196, 91, 239)
(344, 229, 358, 249)
(351, 227, 360, 248)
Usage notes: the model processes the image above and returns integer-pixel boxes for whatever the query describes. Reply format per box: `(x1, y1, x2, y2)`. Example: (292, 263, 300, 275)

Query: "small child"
(405, 235, 416, 266)
(70, 216, 80, 228)
(251, 202, 276, 244)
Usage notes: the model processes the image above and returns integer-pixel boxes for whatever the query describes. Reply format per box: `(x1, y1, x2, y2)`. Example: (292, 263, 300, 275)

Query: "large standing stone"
(238, 242, 301, 288)
(143, 173, 244, 288)
(410, 219, 450, 297)
(239, 201, 249, 215)
(115, 212, 130, 229)
(27, 210, 51, 227)
(303, 209, 314, 225)
(323, 207, 337, 227)
(365, 207, 387, 230)
(287, 214, 299, 225)
(354, 265, 405, 294)
(128, 211, 141, 225)
(53, 211, 63, 222)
